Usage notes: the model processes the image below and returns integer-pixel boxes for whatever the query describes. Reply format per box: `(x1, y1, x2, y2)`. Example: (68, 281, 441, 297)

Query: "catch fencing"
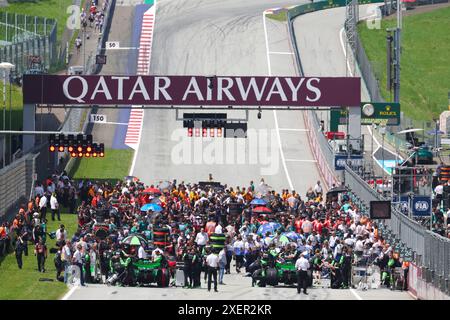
(0, 152, 38, 223)
(287, 0, 449, 296)
(0, 12, 57, 74)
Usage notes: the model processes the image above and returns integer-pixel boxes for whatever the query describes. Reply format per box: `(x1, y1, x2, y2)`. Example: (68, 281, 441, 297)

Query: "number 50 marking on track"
(106, 41, 120, 49)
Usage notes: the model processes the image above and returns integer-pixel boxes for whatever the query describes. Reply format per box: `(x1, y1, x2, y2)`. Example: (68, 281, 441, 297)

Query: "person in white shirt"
(214, 223, 223, 234)
(314, 181, 323, 197)
(76, 237, 87, 255)
(205, 252, 219, 292)
(218, 248, 227, 285)
(39, 193, 48, 220)
(50, 192, 60, 221)
(225, 223, 235, 238)
(72, 244, 85, 286)
(295, 253, 310, 294)
(354, 237, 365, 256)
(344, 234, 355, 247)
(233, 235, 245, 273)
(355, 222, 365, 237)
(334, 239, 343, 258)
(55, 225, 67, 243)
(138, 244, 147, 259)
(329, 232, 337, 249)
(195, 228, 208, 251)
(61, 240, 72, 284)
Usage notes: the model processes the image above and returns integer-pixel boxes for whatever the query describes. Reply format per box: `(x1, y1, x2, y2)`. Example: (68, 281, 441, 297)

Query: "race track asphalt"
(131, 0, 322, 194)
(67, 267, 412, 300)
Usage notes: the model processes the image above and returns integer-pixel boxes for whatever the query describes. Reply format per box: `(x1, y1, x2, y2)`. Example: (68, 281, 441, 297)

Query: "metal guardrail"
(287, 0, 450, 296)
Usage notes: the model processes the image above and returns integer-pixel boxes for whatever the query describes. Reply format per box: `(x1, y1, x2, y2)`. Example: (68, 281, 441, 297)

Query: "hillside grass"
(358, 6, 450, 122)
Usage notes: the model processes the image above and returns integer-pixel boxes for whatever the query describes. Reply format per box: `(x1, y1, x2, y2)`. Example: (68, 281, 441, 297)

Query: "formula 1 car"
(106, 254, 170, 287)
(133, 259, 171, 287)
(251, 259, 299, 287)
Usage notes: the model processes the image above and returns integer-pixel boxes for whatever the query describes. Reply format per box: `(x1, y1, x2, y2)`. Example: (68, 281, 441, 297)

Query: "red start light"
(93, 152, 98, 157)
(71, 152, 77, 158)
(202, 128, 207, 137)
(99, 152, 105, 157)
(217, 128, 222, 137)
(85, 153, 91, 158)
(188, 128, 193, 137)
(86, 146, 92, 152)
(49, 145, 56, 152)
(195, 128, 200, 137)
(77, 146, 83, 152)
(210, 128, 215, 137)
(58, 146, 65, 152)
(78, 152, 83, 158)
(68, 146, 74, 152)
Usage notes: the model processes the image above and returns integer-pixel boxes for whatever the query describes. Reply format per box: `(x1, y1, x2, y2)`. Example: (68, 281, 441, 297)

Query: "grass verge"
(70, 148, 134, 182)
(1, 0, 74, 42)
(266, 10, 287, 22)
(0, 84, 24, 131)
(357, 6, 450, 122)
(0, 212, 78, 300)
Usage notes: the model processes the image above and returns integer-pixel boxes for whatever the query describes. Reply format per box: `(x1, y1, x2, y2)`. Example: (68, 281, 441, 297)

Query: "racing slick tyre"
(266, 268, 278, 286)
(247, 260, 261, 274)
(285, 272, 297, 285)
(157, 268, 170, 287)
(153, 227, 170, 247)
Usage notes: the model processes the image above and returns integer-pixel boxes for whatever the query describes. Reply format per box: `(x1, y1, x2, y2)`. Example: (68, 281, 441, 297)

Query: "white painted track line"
(263, 10, 294, 191)
(61, 286, 78, 300)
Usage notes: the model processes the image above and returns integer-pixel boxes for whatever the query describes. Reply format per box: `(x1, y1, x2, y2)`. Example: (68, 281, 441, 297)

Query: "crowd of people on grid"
(0, 173, 410, 293)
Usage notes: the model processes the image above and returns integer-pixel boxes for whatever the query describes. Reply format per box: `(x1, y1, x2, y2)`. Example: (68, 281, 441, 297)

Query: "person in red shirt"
(315, 220, 323, 235)
(34, 238, 48, 273)
(295, 218, 303, 233)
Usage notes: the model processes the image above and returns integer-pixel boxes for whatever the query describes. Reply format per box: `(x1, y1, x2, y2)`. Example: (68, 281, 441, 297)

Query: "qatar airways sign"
(23, 75, 360, 107)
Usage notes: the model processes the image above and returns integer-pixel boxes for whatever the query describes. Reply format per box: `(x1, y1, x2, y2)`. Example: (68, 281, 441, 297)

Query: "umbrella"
(253, 206, 272, 213)
(140, 203, 163, 212)
(250, 198, 267, 206)
(121, 235, 147, 246)
(279, 235, 291, 245)
(257, 222, 281, 235)
(143, 187, 162, 195)
(283, 231, 300, 242)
